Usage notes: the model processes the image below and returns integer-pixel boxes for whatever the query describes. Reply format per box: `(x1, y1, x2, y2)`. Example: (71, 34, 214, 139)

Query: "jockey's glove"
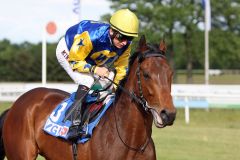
(94, 66, 109, 78)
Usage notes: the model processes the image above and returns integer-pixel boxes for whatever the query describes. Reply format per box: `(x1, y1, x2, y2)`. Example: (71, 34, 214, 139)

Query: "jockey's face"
(110, 29, 133, 49)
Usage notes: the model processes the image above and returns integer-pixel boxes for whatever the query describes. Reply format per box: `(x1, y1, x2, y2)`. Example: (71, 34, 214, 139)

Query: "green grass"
(1, 103, 240, 160)
(0, 102, 12, 113)
(154, 109, 240, 160)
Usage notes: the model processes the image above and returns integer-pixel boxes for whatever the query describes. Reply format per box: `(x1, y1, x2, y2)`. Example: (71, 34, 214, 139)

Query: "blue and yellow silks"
(65, 20, 131, 85)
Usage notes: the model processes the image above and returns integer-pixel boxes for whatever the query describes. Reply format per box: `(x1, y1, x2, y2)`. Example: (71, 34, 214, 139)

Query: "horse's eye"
(143, 72, 150, 80)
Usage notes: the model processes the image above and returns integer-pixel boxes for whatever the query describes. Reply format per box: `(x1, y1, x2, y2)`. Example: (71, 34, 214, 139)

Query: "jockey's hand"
(94, 66, 109, 78)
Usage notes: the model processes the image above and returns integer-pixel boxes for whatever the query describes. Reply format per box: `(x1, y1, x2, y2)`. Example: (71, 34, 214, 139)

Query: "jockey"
(56, 9, 139, 140)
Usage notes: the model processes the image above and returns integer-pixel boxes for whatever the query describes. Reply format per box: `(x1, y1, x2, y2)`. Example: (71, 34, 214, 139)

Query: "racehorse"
(0, 35, 176, 160)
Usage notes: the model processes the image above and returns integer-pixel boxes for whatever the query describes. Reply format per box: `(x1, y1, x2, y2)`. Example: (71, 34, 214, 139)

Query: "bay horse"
(0, 35, 176, 160)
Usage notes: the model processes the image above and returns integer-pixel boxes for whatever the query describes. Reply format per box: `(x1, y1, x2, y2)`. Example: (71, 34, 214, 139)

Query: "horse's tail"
(0, 109, 9, 160)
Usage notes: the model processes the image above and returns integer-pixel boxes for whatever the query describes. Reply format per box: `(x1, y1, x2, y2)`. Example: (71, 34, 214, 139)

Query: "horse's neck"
(113, 84, 153, 141)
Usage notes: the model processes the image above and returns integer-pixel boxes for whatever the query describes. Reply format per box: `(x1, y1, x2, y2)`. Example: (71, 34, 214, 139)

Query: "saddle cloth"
(43, 92, 115, 143)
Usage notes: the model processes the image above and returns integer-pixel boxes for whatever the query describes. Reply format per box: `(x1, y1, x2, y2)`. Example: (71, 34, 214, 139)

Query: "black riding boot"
(68, 85, 89, 142)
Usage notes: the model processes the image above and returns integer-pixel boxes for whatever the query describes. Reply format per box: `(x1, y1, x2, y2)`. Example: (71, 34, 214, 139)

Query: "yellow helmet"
(110, 9, 139, 37)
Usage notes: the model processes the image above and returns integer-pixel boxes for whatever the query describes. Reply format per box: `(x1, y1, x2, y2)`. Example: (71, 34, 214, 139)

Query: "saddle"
(72, 90, 111, 128)
(80, 84, 113, 125)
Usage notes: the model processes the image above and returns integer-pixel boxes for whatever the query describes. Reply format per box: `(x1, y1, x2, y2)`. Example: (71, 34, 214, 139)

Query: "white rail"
(172, 93, 240, 124)
(1, 83, 240, 124)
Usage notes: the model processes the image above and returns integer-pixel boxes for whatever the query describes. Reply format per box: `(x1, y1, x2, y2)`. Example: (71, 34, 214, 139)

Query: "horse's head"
(128, 35, 176, 128)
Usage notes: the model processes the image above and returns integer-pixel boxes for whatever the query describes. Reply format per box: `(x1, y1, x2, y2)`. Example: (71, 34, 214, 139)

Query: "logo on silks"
(77, 39, 84, 47)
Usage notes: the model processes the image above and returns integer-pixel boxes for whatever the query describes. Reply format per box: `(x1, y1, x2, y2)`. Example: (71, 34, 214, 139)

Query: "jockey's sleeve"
(68, 31, 93, 73)
(113, 44, 131, 86)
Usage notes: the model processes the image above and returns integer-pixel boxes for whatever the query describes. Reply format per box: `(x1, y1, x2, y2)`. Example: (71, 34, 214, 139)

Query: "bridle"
(105, 48, 166, 152)
(135, 49, 166, 111)
(106, 48, 166, 112)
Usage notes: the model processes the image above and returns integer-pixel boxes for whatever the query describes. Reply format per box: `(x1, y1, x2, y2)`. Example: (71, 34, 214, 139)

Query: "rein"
(105, 49, 166, 152)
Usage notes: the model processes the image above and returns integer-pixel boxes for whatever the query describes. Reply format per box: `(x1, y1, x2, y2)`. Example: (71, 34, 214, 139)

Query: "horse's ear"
(137, 35, 148, 52)
(159, 39, 167, 54)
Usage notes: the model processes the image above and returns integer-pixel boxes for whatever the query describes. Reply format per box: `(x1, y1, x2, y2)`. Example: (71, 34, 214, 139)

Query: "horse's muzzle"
(150, 108, 176, 128)
(160, 109, 176, 126)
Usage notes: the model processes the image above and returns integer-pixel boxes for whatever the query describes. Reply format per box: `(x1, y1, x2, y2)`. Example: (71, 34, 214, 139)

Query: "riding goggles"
(115, 32, 134, 42)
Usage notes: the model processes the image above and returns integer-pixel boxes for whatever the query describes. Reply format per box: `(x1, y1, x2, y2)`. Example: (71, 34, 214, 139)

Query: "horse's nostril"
(160, 110, 169, 124)
(160, 109, 176, 125)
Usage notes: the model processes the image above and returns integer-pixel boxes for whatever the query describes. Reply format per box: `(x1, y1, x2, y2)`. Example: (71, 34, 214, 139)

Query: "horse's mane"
(114, 44, 162, 102)
(114, 51, 138, 101)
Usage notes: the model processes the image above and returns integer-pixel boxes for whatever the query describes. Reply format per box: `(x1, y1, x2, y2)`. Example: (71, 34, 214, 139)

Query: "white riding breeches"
(56, 37, 114, 89)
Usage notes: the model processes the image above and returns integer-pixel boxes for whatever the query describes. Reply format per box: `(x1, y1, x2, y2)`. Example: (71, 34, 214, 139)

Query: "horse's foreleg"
(3, 127, 39, 160)
(3, 111, 39, 160)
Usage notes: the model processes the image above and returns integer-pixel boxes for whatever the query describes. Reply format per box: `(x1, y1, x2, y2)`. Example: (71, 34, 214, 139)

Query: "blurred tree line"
(0, 39, 70, 82)
(103, 0, 240, 83)
(0, 0, 239, 82)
